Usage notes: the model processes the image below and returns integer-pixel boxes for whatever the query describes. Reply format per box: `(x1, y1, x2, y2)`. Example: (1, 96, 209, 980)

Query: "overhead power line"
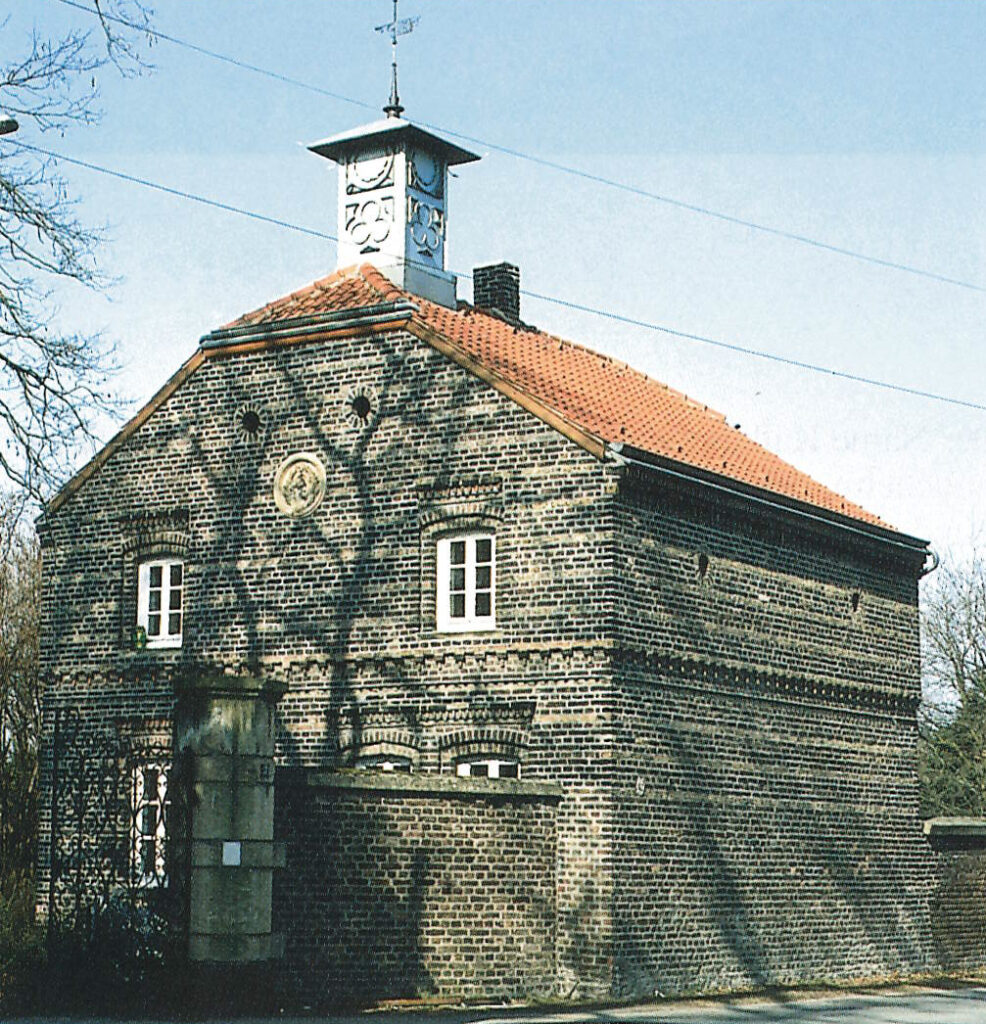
(12, 142, 334, 242)
(56, 0, 378, 114)
(54, 0, 986, 295)
(9, 139, 985, 414)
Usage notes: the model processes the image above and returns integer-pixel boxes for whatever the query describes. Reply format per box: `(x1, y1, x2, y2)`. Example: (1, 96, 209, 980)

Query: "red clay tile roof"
(227, 264, 887, 528)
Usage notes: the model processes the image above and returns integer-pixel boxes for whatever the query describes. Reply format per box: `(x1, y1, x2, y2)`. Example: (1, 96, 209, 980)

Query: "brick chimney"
(473, 262, 520, 322)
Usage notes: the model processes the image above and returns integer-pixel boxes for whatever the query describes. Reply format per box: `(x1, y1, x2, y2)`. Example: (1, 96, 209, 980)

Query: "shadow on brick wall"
(624, 710, 934, 996)
(928, 842, 986, 972)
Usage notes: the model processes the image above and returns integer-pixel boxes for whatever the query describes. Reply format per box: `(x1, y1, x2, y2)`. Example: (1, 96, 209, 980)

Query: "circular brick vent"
(235, 404, 265, 442)
(345, 385, 377, 428)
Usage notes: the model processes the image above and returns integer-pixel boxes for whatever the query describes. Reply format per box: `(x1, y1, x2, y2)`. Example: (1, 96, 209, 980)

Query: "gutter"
(199, 300, 419, 350)
(607, 442, 931, 561)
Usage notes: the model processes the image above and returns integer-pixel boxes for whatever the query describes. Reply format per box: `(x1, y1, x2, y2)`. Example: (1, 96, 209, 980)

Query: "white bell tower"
(309, 119, 479, 307)
(309, 1, 479, 307)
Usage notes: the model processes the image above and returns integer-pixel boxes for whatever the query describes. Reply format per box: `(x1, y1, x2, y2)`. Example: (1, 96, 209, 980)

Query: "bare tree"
(0, 497, 40, 886)
(0, 3, 153, 501)
(919, 548, 986, 818)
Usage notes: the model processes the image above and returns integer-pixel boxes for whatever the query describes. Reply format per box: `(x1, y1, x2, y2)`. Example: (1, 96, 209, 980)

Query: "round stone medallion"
(273, 453, 326, 518)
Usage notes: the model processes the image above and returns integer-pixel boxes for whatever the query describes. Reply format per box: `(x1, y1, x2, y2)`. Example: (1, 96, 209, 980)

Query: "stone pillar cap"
(175, 670, 286, 700)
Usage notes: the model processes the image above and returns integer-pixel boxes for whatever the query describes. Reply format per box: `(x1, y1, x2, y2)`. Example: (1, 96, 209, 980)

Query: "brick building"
(36, 111, 944, 1004)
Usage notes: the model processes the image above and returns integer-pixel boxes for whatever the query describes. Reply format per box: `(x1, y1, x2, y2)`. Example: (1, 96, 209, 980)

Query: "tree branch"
(0, 3, 151, 503)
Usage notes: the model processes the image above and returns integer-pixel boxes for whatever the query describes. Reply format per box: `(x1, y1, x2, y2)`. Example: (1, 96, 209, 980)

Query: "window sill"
(434, 622, 498, 635)
(124, 645, 184, 660)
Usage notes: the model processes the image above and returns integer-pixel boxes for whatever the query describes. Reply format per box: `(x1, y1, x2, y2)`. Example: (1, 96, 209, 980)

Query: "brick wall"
(271, 655, 618, 998)
(37, 321, 618, 997)
(274, 774, 558, 1005)
(929, 844, 986, 972)
(37, 312, 961, 1005)
(609, 469, 934, 995)
(38, 325, 613, 670)
(611, 467, 920, 685)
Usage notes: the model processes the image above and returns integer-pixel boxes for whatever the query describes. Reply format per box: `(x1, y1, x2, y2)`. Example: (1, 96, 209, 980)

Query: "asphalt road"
(9, 986, 986, 1024)
(458, 986, 986, 1023)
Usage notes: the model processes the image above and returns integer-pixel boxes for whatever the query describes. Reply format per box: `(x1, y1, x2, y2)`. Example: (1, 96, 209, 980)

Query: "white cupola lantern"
(309, 119, 479, 307)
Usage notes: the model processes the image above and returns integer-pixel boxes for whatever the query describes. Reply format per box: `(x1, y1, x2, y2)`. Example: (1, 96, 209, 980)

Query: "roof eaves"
(308, 118, 481, 168)
(612, 442, 929, 555)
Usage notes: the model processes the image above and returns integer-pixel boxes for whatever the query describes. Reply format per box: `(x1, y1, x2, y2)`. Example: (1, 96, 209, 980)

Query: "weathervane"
(376, 0, 419, 118)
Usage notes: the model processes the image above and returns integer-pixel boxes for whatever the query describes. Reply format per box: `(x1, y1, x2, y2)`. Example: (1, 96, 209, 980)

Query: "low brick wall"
(273, 771, 560, 1007)
(927, 822, 986, 973)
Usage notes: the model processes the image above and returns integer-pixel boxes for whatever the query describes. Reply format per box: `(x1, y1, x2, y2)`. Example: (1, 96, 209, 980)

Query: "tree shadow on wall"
(657, 723, 772, 993)
(927, 841, 986, 973)
(181, 325, 475, 698)
(559, 876, 603, 999)
(180, 333, 481, 1006)
(259, 333, 480, 775)
(180, 321, 571, 1007)
(647, 704, 933, 1000)
(274, 778, 435, 1007)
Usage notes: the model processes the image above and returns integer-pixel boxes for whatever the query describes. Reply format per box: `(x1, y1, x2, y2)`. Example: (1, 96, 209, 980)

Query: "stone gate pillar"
(175, 672, 285, 962)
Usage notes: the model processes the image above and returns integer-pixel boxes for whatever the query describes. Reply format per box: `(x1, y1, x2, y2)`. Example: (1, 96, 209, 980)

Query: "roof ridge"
(222, 264, 402, 330)
(355, 263, 406, 302)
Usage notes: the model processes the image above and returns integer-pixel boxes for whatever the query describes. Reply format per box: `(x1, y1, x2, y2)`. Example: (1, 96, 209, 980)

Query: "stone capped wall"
(274, 774, 559, 1004)
(272, 651, 618, 997)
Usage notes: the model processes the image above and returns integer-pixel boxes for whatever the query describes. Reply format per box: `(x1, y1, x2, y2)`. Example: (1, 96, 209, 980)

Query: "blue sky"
(7, 0, 986, 562)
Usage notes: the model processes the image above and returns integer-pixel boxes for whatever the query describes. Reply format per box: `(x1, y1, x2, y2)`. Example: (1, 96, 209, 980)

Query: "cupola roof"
(308, 117, 480, 167)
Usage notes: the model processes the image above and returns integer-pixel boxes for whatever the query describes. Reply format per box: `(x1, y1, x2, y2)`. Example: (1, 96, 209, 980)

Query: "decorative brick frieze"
(615, 646, 921, 716)
(618, 462, 925, 578)
(416, 474, 504, 524)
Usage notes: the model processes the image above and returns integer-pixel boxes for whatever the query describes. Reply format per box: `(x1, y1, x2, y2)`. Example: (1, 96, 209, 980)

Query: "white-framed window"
(355, 754, 413, 773)
(436, 534, 495, 632)
(455, 757, 519, 780)
(131, 764, 168, 887)
(137, 558, 184, 648)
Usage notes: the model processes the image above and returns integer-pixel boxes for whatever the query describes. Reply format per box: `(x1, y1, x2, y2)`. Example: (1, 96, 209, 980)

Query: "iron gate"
(47, 708, 190, 970)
